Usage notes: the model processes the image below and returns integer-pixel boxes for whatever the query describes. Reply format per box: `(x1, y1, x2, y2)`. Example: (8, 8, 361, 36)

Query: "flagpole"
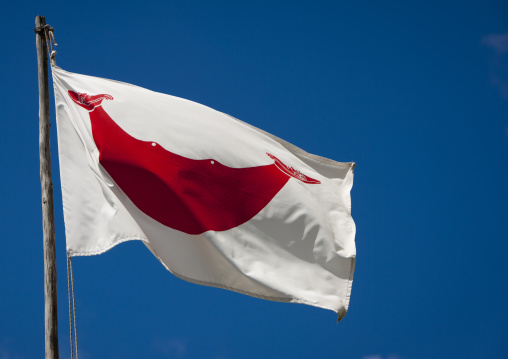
(35, 15, 59, 359)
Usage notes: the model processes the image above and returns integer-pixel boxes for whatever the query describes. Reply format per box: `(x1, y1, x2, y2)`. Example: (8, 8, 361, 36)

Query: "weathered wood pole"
(35, 15, 59, 359)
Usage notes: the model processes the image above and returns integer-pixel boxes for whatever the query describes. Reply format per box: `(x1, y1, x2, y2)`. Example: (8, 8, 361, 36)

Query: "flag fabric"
(52, 65, 356, 319)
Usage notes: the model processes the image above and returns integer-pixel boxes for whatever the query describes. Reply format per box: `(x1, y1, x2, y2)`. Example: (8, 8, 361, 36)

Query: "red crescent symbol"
(68, 91, 320, 234)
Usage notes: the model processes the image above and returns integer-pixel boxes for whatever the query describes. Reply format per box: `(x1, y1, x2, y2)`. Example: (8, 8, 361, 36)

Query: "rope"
(49, 30, 58, 48)
(35, 24, 57, 65)
(44, 30, 51, 58)
(66, 255, 74, 359)
(33, 25, 53, 33)
(67, 255, 79, 359)
(69, 257, 79, 359)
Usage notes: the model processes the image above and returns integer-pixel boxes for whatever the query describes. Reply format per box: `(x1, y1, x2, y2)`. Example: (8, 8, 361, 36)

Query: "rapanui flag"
(52, 65, 356, 319)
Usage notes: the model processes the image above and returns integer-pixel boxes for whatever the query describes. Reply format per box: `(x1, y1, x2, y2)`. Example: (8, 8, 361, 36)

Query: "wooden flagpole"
(35, 15, 59, 359)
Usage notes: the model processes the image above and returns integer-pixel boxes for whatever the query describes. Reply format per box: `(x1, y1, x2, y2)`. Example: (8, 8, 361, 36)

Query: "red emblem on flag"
(68, 91, 320, 234)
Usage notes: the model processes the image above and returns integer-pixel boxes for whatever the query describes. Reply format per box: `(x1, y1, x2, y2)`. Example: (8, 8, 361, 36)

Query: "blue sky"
(1, 1, 507, 358)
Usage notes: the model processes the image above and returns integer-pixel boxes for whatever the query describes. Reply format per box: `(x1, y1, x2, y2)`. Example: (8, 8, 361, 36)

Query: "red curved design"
(68, 91, 320, 234)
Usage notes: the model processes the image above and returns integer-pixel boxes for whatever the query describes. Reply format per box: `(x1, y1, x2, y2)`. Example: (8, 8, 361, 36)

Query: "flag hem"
(143, 240, 354, 319)
(67, 236, 354, 319)
(66, 235, 150, 257)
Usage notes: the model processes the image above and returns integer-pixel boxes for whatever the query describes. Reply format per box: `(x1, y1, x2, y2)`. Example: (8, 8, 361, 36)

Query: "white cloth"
(52, 65, 356, 318)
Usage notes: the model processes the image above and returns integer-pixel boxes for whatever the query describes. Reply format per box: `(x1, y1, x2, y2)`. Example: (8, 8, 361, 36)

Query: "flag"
(52, 65, 356, 319)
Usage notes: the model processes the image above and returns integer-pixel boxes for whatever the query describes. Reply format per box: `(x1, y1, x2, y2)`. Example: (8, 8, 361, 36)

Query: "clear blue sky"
(1, 1, 507, 358)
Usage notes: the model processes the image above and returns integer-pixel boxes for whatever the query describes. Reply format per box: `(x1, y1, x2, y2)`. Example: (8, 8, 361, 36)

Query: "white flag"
(52, 65, 356, 319)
